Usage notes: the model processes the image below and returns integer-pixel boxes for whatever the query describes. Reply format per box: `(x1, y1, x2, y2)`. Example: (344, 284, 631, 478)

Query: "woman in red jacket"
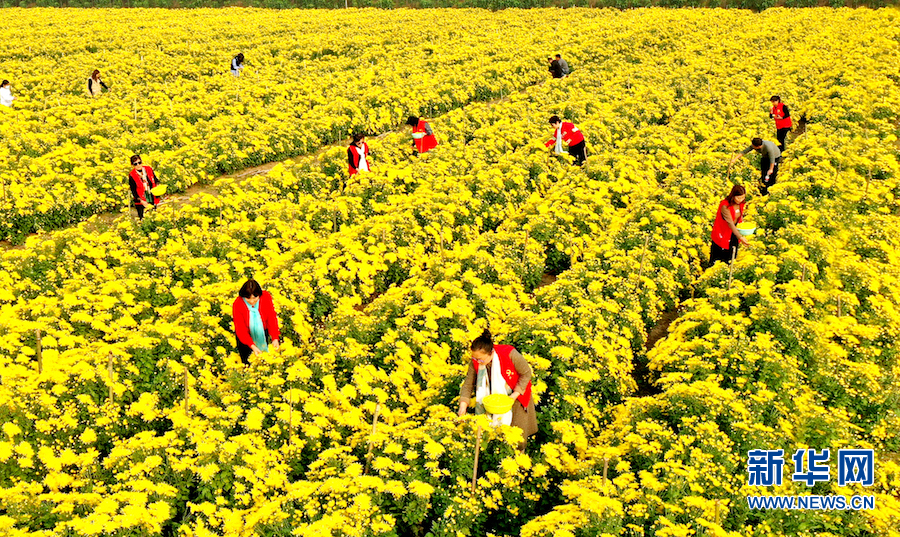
(709, 185, 750, 266)
(406, 116, 437, 155)
(458, 329, 538, 451)
(545, 115, 586, 165)
(769, 95, 793, 152)
(232, 279, 280, 364)
(347, 133, 370, 175)
(128, 154, 161, 220)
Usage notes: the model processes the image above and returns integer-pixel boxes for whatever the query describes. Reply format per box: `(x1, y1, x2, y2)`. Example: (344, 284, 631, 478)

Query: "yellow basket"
(482, 393, 514, 415)
(150, 184, 167, 196)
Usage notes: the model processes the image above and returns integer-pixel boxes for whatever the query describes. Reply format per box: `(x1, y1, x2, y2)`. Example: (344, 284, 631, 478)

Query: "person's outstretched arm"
(722, 205, 749, 246)
(729, 146, 752, 165)
(458, 360, 477, 416)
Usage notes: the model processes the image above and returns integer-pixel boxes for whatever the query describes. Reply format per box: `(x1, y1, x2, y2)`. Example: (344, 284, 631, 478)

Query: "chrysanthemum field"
(0, 7, 899, 537)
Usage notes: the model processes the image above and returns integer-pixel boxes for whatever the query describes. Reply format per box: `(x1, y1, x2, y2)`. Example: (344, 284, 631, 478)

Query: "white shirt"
(554, 125, 564, 153)
(0, 86, 14, 107)
(474, 352, 514, 427)
(356, 145, 369, 172)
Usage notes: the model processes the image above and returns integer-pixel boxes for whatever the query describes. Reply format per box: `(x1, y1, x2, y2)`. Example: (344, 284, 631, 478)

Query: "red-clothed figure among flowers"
(347, 133, 370, 176)
(232, 279, 281, 365)
(458, 329, 538, 450)
(545, 115, 586, 165)
(406, 116, 437, 155)
(709, 184, 750, 265)
(769, 95, 793, 152)
(128, 154, 160, 220)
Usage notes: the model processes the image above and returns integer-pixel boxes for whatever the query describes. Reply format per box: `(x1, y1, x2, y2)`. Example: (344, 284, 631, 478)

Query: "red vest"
(472, 344, 532, 408)
(129, 166, 159, 206)
(545, 122, 585, 148)
(771, 102, 792, 129)
(711, 199, 744, 249)
(347, 143, 369, 175)
(413, 120, 437, 153)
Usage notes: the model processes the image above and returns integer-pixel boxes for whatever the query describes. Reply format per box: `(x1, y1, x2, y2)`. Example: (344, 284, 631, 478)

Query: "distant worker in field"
(709, 184, 749, 266)
(232, 279, 281, 364)
(406, 116, 437, 155)
(769, 95, 792, 152)
(547, 57, 562, 79)
(231, 53, 245, 77)
(87, 70, 109, 97)
(546, 115, 586, 166)
(0, 80, 15, 107)
(458, 329, 537, 451)
(555, 54, 570, 77)
(729, 137, 782, 196)
(347, 133, 370, 175)
(128, 154, 161, 220)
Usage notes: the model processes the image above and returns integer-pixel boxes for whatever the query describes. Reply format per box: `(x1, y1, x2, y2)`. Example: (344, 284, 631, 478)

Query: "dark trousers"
(568, 141, 586, 165)
(759, 156, 781, 196)
(776, 128, 790, 152)
(134, 194, 156, 219)
(236, 337, 253, 364)
(710, 233, 740, 265)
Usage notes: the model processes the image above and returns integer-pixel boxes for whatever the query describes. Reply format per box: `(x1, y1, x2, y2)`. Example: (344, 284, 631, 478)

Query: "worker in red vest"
(545, 115, 586, 165)
(709, 184, 749, 265)
(347, 133, 370, 176)
(769, 95, 793, 152)
(458, 329, 537, 451)
(406, 116, 437, 155)
(128, 154, 160, 220)
(232, 279, 281, 364)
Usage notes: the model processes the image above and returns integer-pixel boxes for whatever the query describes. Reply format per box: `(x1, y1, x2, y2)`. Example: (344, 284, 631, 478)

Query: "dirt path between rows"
(0, 83, 538, 252)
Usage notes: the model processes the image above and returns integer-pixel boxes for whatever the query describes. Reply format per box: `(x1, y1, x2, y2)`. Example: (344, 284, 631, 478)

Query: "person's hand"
(509, 391, 521, 400)
(272, 339, 280, 352)
(739, 236, 750, 246)
(250, 344, 262, 356)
